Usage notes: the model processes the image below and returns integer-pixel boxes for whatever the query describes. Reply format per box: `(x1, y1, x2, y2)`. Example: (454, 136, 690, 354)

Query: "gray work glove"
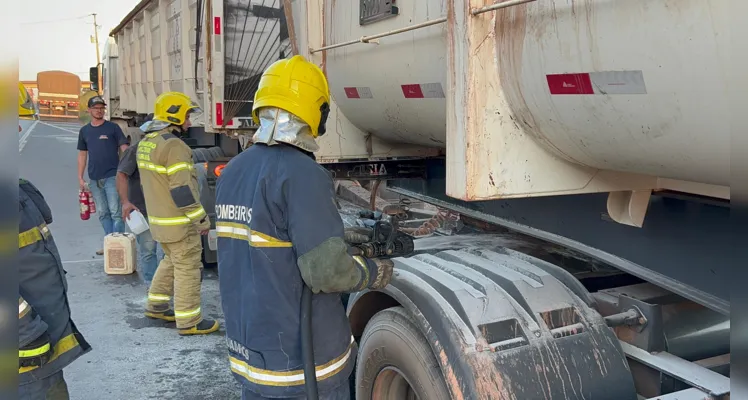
(344, 226, 373, 245)
(369, 258, 394, 289)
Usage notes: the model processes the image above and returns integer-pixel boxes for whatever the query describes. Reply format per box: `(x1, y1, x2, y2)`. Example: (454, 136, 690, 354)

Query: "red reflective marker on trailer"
(215, 103, 233, 127)
(547, 70, 647, 95)
(344, 87, 373, 99)
(546, 73, 594, 95)
(401, 83, 445, 99)
(216, 103, 224, 126)
(213, 16, 223, 53)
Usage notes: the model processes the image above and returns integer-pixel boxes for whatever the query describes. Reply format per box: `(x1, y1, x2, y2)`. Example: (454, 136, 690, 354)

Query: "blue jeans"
(89, 176, 124, 235)
(133, 228, 165, 285)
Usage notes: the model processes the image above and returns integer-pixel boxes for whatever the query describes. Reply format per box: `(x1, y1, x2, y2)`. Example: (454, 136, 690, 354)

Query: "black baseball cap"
(88, 96, 106, 108)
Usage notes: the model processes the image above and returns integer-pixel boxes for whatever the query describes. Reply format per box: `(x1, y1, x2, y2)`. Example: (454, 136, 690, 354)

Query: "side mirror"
(89, 66, 100, 92)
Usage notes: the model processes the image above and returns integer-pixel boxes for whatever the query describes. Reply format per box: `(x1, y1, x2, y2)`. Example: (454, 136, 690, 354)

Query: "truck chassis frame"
(327, 157, 731, 400)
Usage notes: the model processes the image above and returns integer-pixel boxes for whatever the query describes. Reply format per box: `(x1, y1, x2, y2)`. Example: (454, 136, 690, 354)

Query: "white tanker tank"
(281, 0, 730, 217)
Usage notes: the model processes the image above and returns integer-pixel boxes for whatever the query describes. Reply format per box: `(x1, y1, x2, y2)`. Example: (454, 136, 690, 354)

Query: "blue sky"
(19, 0, 141, 81)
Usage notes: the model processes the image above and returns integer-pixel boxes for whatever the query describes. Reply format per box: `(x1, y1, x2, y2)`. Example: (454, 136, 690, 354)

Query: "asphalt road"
(19, 120, 241, 399)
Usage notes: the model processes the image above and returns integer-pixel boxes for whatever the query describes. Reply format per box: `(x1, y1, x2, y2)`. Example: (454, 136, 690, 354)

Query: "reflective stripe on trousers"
(145, 233, 203, 329)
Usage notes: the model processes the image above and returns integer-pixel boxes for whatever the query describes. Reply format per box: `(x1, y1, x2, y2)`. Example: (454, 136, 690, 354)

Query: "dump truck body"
(36, 71, 81, 121)
(105, 0, 301, 264)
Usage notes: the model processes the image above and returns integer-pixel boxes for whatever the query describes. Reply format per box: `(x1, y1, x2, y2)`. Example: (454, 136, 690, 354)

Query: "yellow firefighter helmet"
(252, 55, 331, 137)
(153, 91, 201, 126)
(18, 82, 35, 118)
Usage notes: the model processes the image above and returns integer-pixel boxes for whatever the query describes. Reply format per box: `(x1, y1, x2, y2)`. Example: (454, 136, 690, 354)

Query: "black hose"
(301, 284, 319, 400)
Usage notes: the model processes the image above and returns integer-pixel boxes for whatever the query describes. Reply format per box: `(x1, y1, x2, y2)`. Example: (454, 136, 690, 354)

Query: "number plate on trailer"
(360, 0, 399, 25)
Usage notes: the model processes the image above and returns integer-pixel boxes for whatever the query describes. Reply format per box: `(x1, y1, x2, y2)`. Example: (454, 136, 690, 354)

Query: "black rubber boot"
(178, 319, 219, 336)
(144, 309, 176, 322)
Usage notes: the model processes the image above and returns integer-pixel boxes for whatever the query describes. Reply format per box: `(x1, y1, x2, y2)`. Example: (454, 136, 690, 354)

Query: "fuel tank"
(314, 0, 730, 187)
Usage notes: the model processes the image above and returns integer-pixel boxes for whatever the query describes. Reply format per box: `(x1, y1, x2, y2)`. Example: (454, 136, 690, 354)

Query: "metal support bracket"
(322, 159, 428, 180)
(607, 190, 653, 228)
(620, 342, 730, 398)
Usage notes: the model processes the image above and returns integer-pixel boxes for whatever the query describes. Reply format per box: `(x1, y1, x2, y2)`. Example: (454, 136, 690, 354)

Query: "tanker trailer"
(230, 0, 731, 399)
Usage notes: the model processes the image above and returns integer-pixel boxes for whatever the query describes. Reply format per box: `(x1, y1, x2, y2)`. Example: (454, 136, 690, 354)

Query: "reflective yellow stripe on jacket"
(137, 161, 194, 176)
(18, 333, 80, 374)
(18, 298, 30, 319)
(215, 221, 292, 248)
(18, 223, 50, 249)
(229, 338, 353, 387)
(18, 343, 50, 358)
(148, 207, 206, 226)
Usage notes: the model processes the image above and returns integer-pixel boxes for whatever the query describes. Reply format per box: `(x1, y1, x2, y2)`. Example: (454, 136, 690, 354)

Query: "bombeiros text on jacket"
(216, 204, 252, 225)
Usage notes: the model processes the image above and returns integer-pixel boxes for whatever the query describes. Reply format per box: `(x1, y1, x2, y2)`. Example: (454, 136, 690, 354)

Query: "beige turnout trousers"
(146, 232, 204, 329)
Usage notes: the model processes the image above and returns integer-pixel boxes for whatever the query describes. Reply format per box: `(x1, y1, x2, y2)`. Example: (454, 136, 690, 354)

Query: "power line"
(20, 14, 91, 26)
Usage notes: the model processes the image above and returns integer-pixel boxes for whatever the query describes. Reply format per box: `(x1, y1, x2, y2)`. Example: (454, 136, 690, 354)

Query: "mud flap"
(352, 247, 638, 400)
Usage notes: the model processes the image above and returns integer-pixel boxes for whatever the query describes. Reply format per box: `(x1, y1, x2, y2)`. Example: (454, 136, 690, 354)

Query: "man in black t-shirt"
(77, 96, 128, 255)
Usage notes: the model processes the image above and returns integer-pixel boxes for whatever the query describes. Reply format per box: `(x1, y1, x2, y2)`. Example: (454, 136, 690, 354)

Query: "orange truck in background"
(36, 70, 81, 121)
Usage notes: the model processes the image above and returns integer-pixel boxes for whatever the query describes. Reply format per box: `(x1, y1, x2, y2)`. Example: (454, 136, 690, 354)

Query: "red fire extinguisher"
(79, 189, 91, 220)
(86, 188, 96, 214)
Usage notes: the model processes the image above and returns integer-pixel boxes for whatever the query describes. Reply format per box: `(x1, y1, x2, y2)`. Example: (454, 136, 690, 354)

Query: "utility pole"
(91, 13, 102, 95)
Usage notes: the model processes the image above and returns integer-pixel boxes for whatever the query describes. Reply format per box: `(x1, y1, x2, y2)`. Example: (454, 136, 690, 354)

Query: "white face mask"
(140, 120, 170, 133)
(252, 107, 319, 153)
(186, 103, 205, 127)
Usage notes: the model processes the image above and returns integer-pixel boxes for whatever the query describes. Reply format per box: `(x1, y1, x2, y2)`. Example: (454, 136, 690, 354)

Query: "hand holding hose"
(345, 226, 394, 289)
(344, 226, 374, 248)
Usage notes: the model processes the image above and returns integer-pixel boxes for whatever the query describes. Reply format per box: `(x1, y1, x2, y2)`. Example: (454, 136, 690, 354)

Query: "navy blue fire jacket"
(215, 143, 381, 398)
(18, 179, 91, 385)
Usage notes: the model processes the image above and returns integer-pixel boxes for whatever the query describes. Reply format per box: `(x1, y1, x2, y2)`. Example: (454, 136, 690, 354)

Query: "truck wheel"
(192, 148, 208, 163)
(207, 146, 224, 160)
(356, 307, 451, 400)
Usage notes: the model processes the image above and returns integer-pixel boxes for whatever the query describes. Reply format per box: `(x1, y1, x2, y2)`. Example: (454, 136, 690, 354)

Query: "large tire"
(191, 146, 224, 163)
(192, 148, 208, 163)
(356, 307, 451, 400)
(207, 146, 224, 160)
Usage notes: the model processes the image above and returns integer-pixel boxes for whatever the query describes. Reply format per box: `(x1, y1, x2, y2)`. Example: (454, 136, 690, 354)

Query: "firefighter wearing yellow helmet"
(215, 56, 393, 399)
(137, 91, 219, 336)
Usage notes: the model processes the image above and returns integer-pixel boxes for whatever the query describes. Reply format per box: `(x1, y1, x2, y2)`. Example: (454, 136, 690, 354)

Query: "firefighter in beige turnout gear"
(137, 91, 219, 335)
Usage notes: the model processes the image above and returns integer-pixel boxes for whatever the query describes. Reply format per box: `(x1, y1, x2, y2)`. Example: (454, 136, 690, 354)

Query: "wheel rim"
(371, 367, 419, 400)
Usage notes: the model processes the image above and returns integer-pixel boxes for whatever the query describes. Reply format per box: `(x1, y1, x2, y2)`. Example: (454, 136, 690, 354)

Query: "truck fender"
(347, 247, 637, 400)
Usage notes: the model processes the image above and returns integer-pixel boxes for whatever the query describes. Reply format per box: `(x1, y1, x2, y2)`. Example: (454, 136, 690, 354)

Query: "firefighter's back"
(215, 143, 356, 398)
(137, 129, 200, 243)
